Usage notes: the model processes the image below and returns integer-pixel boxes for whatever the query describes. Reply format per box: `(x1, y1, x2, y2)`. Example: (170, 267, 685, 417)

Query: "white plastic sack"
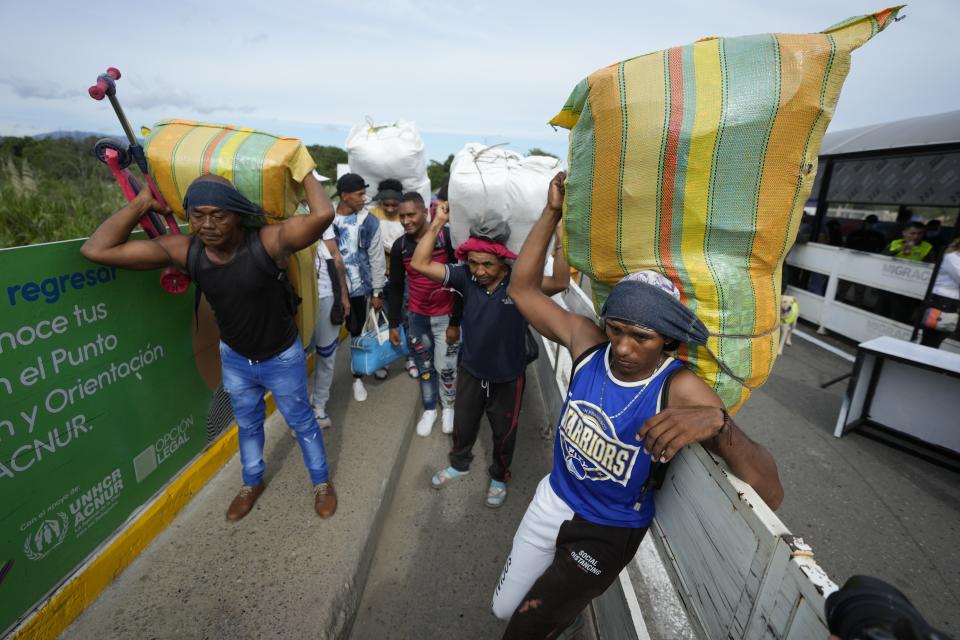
(448, 144, 563, 256)
(345, 119, 431, 204)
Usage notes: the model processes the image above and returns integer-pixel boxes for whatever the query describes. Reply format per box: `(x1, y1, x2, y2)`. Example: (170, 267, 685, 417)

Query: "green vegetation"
(0, 136, 126, 249)
(427, 154, 454, 190)
(527, 147, 559, 159)
(0, 137, 543, 248)
(0, 137, 355, 249)
(305, 144, 347, 183)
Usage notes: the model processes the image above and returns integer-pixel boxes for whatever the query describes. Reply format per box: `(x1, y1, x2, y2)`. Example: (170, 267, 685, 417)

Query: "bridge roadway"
(60, 324, 959, 639)
(61, 344, 595, 639)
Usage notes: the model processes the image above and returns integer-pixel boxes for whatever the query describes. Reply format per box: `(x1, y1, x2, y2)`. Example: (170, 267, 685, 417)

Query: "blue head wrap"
(601, 271, 709, 346)
(182, 179, 266, 220)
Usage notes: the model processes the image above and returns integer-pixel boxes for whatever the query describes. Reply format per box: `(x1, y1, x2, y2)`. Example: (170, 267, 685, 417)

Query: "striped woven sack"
(143, 119, 316, 222)
(287, 243, 320, 350)
(551, 7, 901, 412)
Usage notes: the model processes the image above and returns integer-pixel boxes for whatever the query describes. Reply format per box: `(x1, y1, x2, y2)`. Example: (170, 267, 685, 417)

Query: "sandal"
(485, 480, 508, 508)
(431, 466, 468, 489)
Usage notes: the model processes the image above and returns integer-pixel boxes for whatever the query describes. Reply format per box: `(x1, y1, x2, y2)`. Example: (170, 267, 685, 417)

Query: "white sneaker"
(353, 378, 367, 402)
(441, 408, 455, 434)
(374, 367, 389, 380)
(416, 409, 437, 437)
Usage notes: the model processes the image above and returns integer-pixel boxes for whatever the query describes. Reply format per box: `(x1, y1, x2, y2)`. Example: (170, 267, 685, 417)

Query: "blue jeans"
(220, 340, 329, 486)
(406, 312, 460, 410)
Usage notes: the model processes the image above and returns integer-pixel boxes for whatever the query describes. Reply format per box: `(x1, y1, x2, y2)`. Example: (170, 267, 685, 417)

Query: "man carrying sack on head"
(81, 173, 339, 521)
(491, 173, 783, 638)
(411, 202, 570, 508)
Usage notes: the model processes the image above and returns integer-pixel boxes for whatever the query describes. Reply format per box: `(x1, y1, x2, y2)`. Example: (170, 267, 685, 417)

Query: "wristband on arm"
(717, 407, 734, 447)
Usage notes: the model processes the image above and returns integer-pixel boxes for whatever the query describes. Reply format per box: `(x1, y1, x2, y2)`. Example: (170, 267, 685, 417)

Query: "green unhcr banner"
(0, 239, 214, 634)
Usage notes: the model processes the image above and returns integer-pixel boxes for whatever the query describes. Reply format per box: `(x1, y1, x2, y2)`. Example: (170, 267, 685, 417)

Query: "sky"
(1, 0, 957, 162)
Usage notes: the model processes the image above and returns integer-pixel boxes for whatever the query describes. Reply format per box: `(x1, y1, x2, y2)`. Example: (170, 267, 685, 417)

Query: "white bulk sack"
(448, 144, 563, 256)
(345, 119, 431, 204)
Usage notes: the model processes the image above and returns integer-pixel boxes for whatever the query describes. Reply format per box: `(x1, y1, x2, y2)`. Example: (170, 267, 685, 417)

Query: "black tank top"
(189, 230, 298, 361)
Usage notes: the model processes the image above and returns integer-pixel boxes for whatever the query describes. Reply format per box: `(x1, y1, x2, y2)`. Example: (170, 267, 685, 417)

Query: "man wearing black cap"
(490, 172, 784, 638)
(333, 173, 389, 400)
(80, 173, 340, 521)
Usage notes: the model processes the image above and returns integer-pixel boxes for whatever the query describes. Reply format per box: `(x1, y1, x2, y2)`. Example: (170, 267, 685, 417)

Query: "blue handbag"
(350, 309, 409, 375)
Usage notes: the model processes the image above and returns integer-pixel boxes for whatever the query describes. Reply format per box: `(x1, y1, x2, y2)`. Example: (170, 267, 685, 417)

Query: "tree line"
(0, 137, 348, 248)
(0, 136, 557, 249)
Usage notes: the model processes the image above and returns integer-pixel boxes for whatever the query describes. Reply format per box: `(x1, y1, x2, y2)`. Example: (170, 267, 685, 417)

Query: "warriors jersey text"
(549, 344, 681, 528)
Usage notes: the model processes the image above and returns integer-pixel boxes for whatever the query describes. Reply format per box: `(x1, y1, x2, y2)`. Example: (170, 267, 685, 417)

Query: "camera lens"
(825, 575, 947, 640)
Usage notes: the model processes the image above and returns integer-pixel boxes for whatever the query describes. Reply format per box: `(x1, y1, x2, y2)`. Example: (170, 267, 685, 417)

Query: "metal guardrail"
(785, 243, 960, 353)
(536, 282, 837, 640)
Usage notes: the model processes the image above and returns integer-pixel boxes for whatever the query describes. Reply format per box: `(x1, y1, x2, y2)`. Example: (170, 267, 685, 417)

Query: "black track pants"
(449, 368, 525, 482)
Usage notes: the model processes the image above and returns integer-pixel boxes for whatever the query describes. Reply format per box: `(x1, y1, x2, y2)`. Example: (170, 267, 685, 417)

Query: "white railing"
(537, 283, 837, 639)
(785, 243, 960, 353)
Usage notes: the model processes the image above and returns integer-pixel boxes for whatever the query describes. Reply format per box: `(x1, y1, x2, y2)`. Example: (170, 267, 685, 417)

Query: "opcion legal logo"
(22, 513, 69, 561)
(133, 416, 194, 483)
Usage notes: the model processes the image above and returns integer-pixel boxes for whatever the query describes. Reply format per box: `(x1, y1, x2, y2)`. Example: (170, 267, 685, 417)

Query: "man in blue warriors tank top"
(81, 173, 340, 522)
(491, 172, 784, 638)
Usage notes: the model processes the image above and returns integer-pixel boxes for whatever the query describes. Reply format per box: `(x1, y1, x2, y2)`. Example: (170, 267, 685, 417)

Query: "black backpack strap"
(635, 364, 686, 507)
(187, 235, 204, 328)
(658, 365, 684, 412)
(186, 234, 203, 279)
(246, 229, 285, 281)
(247, 229, 301, 314)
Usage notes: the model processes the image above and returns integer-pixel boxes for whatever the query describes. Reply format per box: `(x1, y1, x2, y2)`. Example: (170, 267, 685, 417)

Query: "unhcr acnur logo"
(23, 513, 69, 561)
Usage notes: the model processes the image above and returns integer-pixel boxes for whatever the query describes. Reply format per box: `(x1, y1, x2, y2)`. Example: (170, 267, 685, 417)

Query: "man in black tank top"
(81, 173, 340, 521)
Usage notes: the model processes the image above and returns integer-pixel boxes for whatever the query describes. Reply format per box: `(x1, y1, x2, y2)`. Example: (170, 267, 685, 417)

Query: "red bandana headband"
(455, 237, 517, 262)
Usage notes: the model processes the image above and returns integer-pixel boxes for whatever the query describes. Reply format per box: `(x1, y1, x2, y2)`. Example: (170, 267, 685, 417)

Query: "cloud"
(0, 77, 76, 100)
(243, 32, 268, 44)
(120, 78, 255, 115)
(0, 74, 252, 115)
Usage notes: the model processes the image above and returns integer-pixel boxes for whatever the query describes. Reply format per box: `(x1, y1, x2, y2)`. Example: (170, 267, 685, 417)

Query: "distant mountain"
(33, 130, 114, 140)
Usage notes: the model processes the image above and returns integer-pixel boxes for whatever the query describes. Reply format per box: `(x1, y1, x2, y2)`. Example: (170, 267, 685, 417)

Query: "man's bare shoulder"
(667, 366, 722, 407)
(155, 232, 192, 267)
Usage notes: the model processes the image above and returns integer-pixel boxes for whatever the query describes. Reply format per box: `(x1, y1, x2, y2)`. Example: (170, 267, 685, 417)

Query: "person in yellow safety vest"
(884, 221, 934, 262)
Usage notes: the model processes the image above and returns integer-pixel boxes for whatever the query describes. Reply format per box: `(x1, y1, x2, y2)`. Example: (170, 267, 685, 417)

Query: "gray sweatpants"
(312, 296, 340, 415)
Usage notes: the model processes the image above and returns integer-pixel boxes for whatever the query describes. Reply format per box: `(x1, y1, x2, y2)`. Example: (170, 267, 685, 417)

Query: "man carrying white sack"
(491, 172, 784, 638)
(411, 198, 570, 508)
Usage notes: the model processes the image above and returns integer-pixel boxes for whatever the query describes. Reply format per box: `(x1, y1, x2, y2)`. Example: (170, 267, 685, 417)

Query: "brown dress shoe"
(314, 482, 337, 518)
(226, 483, 265, 521)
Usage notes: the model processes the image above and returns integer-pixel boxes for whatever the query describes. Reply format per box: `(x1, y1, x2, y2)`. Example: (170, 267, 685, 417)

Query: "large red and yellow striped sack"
(143, 119, 316, 222)
(551, 8, 901, 412)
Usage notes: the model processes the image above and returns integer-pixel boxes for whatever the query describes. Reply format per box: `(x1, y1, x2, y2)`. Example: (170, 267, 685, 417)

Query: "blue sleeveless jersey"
(549, 343, 682, 528)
